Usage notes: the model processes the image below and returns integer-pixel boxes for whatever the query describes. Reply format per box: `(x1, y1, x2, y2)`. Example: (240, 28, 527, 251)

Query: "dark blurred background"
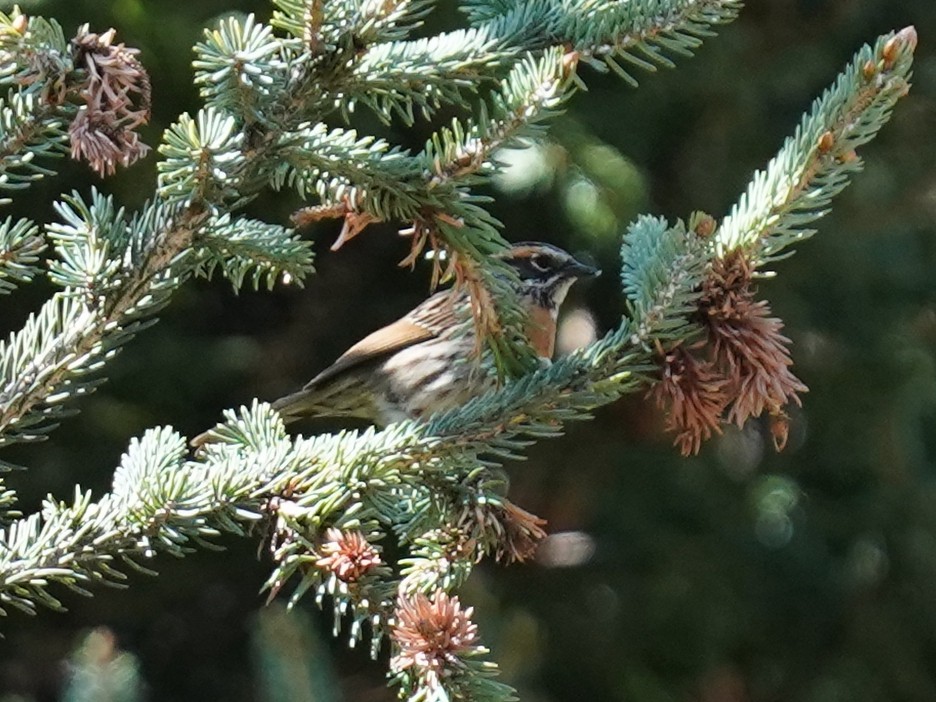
(1, 1, 935, 701)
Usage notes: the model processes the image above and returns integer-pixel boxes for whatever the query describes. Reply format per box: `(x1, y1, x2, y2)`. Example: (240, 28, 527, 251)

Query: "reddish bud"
(880, 29, 915, 69)
(769, 411, 790, 452)
(839, 149, 859, 164)
(694, 213, 717, 238)
(881, 25, 917, 68)
(895, 26, 918, 53)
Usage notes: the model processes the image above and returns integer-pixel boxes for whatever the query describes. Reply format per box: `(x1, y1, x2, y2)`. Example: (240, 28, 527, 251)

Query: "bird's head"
(498, 242, 601, 311)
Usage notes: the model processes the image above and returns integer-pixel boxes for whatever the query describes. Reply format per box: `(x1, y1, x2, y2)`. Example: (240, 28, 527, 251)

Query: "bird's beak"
(567, 258, 601, 279)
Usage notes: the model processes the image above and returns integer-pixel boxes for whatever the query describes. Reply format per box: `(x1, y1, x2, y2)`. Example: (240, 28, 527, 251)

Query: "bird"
(191, 242, 599, 447)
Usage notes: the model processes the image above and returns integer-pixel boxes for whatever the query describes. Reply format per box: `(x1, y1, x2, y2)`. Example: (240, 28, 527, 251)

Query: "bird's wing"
(302, 289, 458, 389)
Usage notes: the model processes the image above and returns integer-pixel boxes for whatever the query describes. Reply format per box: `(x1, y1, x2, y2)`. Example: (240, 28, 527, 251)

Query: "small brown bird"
(192, 242, 598, 446)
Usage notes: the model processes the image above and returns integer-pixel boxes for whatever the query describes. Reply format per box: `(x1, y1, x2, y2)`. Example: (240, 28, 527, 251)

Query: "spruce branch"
(287, 49, 574, 376)
(286, 47, 570, 258)
(560, 0, 743, 76)
(0, 7, 73, 194)
(281, 43, 570, 244)
(0, 91, 68, 196)
(158, 108, 248, 208)
(0, 212, 692, 681)
(338, 0, 742, 121)
(47, 189, 134, 292)
(0, 477, 19, 525)
(423, 48, 569, 189)
(0, 11, 154, 180)
(0, 10, 70, 92)
(262, 0, 739, 376)
(0, 191, 705, 613)
(0, 216, 44, 293)
(158, 0, 743, 315)
(272, 0, 435, 49)
(255, 0, 741, 132)
(195, 214, 314, 290)
(274, 122, 420, 218)
(641, 26, 918, 454)
(0, 200, 197, 457)
(0, 425, 264, 616)
(194, 13, 292, 118)
(0, 13, 362, 451)
(347, 27, 510, 123)
(716, 26, 917, 261)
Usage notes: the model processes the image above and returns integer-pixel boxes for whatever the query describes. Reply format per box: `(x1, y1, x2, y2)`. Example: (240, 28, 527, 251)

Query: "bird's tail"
(271, 375, 376, 422)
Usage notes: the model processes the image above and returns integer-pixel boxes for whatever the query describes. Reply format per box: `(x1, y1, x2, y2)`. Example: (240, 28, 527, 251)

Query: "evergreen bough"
(0, 2, 916, 700)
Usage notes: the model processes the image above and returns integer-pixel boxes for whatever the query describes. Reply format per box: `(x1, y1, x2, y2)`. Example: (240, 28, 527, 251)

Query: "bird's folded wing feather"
(301, 290, 458, 389)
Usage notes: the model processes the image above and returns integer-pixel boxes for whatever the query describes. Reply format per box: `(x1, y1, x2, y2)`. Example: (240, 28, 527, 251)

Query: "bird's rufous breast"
(525, 304, 557, 359)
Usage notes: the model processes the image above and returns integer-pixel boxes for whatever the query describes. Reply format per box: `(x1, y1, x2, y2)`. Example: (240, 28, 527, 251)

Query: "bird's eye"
(530, 253, 551, 272)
